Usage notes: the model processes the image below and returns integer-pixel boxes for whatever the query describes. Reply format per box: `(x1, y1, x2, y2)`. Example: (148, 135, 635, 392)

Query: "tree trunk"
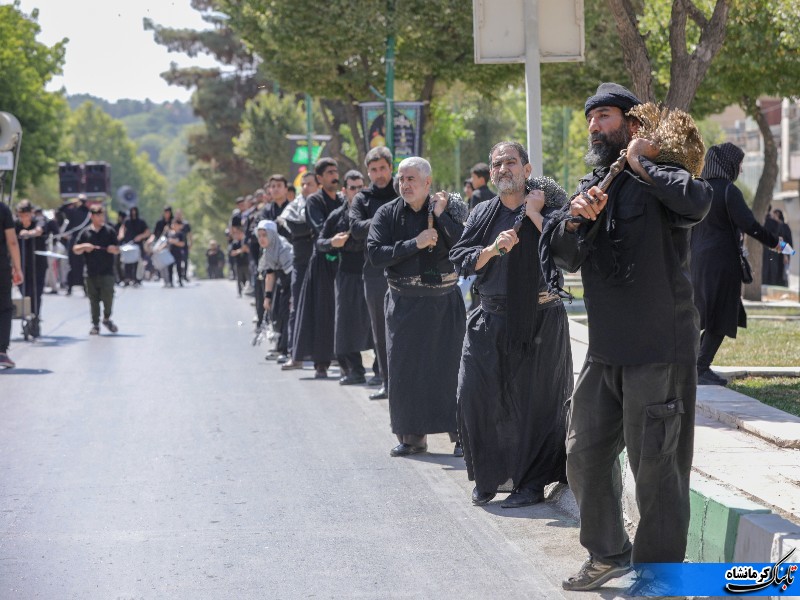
(605, 0, 656, 102)
(418, 75, 436, 157)
(742, 97, 779, 301)
(664, 0, 730, 111)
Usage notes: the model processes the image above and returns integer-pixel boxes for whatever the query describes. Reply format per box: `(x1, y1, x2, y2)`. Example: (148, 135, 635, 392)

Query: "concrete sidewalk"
(565, 319, 800, 564)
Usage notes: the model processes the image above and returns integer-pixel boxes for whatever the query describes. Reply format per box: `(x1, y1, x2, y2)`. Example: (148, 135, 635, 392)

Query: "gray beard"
(495, 175, 525, 195)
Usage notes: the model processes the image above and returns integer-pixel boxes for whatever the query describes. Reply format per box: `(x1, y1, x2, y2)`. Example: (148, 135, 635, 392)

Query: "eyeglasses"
(91, 211, 105, 215)
(347, 185, 364, 191)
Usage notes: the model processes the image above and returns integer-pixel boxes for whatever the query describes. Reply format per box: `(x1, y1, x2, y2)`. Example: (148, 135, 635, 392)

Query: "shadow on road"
(0, 368, 53, 376)
(24, 335, 85, 348)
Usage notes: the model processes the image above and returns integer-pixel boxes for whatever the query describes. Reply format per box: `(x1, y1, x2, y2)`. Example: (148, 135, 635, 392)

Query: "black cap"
(585, 82, 642, 117)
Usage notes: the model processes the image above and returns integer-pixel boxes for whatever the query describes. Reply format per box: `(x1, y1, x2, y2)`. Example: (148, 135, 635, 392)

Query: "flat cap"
(585, 82, 642, 117)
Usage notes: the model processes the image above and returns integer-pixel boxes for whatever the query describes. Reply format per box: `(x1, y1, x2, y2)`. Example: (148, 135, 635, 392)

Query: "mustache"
(331, 178, 339, 185)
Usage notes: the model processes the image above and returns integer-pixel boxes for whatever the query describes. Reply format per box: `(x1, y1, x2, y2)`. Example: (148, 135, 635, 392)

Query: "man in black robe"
(450, 142, 573, 509)
(318, 170, 372, 385)
(14, 200, 47, 336)
(539, 83, 712, 592)
(367, 157, 466, 457)
(349, 146, 397, 398)
(279, 171, 319, 369)
(59, 196, 90, 295)
(290, 158, 343, 378)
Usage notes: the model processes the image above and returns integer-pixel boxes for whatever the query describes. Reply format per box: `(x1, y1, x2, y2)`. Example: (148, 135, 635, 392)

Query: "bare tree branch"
(605, 0, 655, 102)
(682, 0, 709, 29)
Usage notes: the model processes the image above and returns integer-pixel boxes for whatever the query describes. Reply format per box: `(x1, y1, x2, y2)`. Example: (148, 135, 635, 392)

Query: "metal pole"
(562, 106, 570, 190)
(385, 0, 396, 160)
(8, 131, 22, 207)
(305, 94, 314, 168)
(524, 0, 543, 177)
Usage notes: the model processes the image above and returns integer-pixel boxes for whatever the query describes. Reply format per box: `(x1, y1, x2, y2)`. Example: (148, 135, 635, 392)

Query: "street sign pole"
(524, 0, 543, 177)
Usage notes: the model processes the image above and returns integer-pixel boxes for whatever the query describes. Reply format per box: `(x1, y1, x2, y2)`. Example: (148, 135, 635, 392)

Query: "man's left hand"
(432, 191, 449, 217)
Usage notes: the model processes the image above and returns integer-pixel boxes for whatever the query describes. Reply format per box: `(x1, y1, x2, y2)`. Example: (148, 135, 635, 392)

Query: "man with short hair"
(289, 158, 343, 378)
(278, 171, 319, 366)
(451, 142, 572, 509)
(0, 200, 23, 368)
(540, 82, 712, 592)
(469, 162, 493, 210)
(261, 175, 291, 238)
(367, 157, 466, 457)
(318, 170, 372, 385)
(73, 205, 120, 335)
(349, 146, 396, 398)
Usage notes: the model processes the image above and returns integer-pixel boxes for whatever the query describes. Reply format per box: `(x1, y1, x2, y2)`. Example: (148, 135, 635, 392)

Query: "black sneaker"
(102, 319, 118, 334)
(89, 325, 100, 335)
(697, 367, 727, 386)
(0, 352, 15, 369)
(562, 558, 631, 591)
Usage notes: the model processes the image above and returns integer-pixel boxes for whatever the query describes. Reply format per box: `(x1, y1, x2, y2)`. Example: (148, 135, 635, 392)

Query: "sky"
(11, 0, 222, 103)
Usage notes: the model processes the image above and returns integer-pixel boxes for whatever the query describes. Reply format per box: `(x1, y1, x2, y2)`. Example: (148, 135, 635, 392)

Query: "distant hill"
(67, 94, 199, 189)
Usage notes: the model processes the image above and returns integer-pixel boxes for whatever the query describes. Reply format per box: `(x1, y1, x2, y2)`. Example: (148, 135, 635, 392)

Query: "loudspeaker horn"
(0, 112, 22, 151)
(116, 185, 138, 208)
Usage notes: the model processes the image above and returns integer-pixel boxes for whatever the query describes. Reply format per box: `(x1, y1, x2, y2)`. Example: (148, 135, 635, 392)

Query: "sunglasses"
(347, 185, 364, 191)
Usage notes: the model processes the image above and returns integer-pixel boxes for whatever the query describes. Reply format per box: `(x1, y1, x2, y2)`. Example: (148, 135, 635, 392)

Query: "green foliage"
(64, 103, 168, 223)
(233, 93, 324, 178)
(728, 377, 800, 419)
(0, 3, 68, 192)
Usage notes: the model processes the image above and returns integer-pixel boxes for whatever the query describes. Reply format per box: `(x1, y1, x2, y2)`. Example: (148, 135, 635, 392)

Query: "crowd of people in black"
(1, 81, 797, 594)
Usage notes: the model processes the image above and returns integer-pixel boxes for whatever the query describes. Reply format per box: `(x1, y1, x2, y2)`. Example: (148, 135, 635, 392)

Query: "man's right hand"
(415, 229, 438, 249)
(570, 186, 608, 221)
(494, 229, 518, 255)
(11, 266, 23, 286)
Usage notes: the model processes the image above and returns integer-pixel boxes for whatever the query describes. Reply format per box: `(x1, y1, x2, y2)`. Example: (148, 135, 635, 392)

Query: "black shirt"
(75, 223, 118, 277)
(367, 196, 463, 281)
(14, 218, 47, 273)
(349, 179, 398, 277)
(470, 184, 494, 211)
(122, 217, 149, 245)
(0, 203, 14, 265)
(305, 189, 343, 237)
(317, 204, 364, 274)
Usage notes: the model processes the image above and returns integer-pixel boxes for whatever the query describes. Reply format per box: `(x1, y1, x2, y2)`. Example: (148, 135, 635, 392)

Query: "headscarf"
(257, 220, 293, 273)
(700, 142, 744, 182)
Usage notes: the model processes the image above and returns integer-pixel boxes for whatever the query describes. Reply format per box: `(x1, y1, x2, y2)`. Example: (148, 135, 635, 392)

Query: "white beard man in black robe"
(450, 142, 573, 508)
(367, 157, 466, 457)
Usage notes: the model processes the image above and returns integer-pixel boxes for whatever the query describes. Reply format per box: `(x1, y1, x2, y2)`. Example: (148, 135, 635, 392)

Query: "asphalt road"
(1, 279, 635, 599)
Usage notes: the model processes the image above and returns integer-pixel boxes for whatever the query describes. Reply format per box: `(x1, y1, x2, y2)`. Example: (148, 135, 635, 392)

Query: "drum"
(151, 237, 175, 270)
(120, 242, 141, 264)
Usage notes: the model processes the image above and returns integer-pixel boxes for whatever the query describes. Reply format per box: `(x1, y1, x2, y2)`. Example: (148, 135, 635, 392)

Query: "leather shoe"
(471, 487, 495, 506)
(276, 354, 289, 364)
(501, 488, 544, 508)
(281, 360, 302, 371)
(453, 442, 464, 457)
(340, 373, 366, 385)
(366, 375, 383, 386)
(389, 443, 427, 457)
(369, 386, 388, 400)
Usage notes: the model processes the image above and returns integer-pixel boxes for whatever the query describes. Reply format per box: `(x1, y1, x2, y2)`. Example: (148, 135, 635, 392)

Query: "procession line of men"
(249, 81, 712, 595)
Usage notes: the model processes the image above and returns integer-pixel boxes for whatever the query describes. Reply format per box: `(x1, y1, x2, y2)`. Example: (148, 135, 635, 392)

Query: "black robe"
(291, 189, 343, 363)
(318, 204, 372, 355)
(691, 180, 779, 338)
(450, 198, 572, 493)
(367, 196, 466, 435)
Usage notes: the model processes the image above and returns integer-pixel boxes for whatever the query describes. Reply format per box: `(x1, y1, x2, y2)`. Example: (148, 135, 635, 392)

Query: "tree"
(0, 3, 68, 193)
(218, 0, 520, 164)
(64, 103, 168, 223)
(697, 0, 800, 299)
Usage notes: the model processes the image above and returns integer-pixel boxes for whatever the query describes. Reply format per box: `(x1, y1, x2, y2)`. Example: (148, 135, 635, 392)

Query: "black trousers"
(697, 330, 725, 370)
(0, 266, 12, 352)
(338, 352, 365, 376)
(363, 274, 388, 382)
(566, 361, 696, 566)
(287, 261, 308, 353)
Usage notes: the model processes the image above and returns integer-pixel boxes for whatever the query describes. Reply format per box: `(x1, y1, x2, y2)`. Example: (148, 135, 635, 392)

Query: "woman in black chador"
(691, 143, 781, 386)
(450, 142, 572, 508)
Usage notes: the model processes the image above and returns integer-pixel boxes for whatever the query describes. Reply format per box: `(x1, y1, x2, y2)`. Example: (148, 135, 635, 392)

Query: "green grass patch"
(714, 320, 800, 367)
(728, 377, 800, 418)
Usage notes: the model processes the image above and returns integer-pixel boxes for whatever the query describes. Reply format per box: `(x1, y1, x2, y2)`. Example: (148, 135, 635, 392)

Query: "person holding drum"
(118, 207, 149, 287)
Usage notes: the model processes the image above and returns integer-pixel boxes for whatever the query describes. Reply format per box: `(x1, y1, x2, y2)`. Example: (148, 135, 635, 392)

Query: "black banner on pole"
(359, 102, 424, 168)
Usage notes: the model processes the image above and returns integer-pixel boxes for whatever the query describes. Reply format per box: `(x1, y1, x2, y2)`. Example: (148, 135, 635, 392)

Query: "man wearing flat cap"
(540, 82, 712, 592)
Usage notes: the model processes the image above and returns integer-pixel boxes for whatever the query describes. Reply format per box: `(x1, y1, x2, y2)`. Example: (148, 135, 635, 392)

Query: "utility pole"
(385, 0, 396, 160)
(305, 93, 314, 169)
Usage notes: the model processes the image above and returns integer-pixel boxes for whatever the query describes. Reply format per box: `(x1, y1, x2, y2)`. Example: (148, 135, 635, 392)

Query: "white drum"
(151, 237, 175, 270)
(120, 242, 141, 264)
